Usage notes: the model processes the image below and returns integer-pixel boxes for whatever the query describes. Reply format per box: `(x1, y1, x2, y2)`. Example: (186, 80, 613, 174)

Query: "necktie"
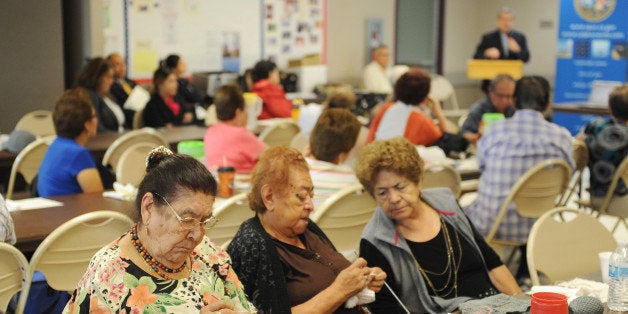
(501, 33, 509, 57)
(120, 80, 133, 95)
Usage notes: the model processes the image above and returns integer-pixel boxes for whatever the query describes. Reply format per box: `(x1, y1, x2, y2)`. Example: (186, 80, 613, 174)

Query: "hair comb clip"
(146, 145, 173, 168)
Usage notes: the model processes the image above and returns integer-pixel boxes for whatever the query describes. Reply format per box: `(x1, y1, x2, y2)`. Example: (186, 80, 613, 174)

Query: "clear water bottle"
(608, 241, 628, 311)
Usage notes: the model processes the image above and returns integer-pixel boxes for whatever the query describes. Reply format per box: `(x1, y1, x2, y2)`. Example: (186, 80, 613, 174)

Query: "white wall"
(327, 0, 396, 86)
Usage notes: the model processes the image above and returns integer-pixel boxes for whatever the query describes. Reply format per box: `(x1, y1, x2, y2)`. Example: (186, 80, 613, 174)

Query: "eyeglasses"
(490, 91, 514, 99)
(291, 185, 314, 205)
(152, 192, 219, 230)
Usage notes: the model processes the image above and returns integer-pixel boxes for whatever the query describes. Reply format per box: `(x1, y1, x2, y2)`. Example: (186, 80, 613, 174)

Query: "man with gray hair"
(474, 6, 530, 62)
(362, 44, 393, 94)
(474, 7, 530, 94)
(461, 74, 516, 145)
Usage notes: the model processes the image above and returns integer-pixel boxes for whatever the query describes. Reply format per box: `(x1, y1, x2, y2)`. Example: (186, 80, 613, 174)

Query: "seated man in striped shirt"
(305, 108, 362, 208)
(464, 76, 575, 281)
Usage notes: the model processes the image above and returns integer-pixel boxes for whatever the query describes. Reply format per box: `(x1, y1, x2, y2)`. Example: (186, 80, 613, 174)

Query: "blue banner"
(554, 0, 628, 134)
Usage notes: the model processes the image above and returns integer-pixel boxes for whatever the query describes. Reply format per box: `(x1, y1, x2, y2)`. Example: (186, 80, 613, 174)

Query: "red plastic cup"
(531, 292, 568, 314)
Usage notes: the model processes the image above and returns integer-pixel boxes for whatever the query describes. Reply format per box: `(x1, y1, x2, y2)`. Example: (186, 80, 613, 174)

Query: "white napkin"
(416, 145, 452, 166)
(345, 288, 375, 308)
(103, 182, 138, 201)
(530, 278, 609, 304)
(5, 198, 63, 211)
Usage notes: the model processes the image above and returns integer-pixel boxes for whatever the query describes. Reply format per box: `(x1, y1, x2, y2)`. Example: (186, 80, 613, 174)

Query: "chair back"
(486, 159, 572, 243)
(0, 242, 30, 312)
(429, 75, 460, 110)
(560, 139, 589, 205)
(102, 128, 168, 170)
(527, 207, 617, 286)
(16, 210, 134, 312)
(289, 131, 308, 153)
(258, 121, 301, 147)
(595, 155, 628, 215)
(115, 142, 158, 186)
(422, 164, 462, 198)
(205, 105, 218, 126)
(310, 184, 377, 257)
(6, 136, 55, 200)
(15, 110, 55, 137)
(457, 113, 469, 129)
(205, 193, 253, 246)
(132, 108, 145, 129)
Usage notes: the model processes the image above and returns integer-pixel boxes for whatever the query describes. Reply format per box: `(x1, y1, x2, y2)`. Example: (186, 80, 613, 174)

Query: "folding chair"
(132, 108, 145, 129)
(310, 184, 377, 260)
(205, 193, 253, 246)
(423, 164, 462, 199)
(115, 142, 158, 186)
(6, 136, 55, 200)
(577, 155, 628, 234)
(16, 210, 134, 313)
(527, 207, 616, 286)
(485, 159, 571, 263)
(559, 139, 588, 206)
(101, 128, 168, 171)
(258, 121, 300, 147)
(289, 131, 309, 153)
(0, 242, 30, 312)
(15, 110, 55, 137)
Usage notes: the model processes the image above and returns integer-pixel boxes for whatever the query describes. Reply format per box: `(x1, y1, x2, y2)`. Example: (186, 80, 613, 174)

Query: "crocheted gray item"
(568, 296, 604, 314)
(458, 293, 531, 314)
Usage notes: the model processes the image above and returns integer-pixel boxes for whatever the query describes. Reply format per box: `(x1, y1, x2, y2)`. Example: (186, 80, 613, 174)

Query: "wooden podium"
(467, 59, 523, 80)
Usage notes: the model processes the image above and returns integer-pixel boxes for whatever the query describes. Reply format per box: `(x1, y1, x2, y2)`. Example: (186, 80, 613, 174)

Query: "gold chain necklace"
(413, 216, 463, 298)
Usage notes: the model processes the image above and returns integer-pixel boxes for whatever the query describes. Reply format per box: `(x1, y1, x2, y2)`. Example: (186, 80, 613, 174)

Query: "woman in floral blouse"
(63, 147, 255, 313)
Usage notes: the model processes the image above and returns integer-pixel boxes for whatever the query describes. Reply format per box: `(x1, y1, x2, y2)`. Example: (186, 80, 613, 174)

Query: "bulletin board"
(102, 0, 326, 80)
(261, 0, 327, 68)
(102, 0, 263, 80)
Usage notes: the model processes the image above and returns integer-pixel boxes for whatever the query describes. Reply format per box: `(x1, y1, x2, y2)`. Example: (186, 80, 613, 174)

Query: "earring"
(144, 218, 150, 236)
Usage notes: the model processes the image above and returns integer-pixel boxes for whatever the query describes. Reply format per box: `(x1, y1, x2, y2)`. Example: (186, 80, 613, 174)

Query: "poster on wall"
(103, 0, 260, 81)
(366, 18, 384, 64)
(262, 0, 327, 69)
(553, 0, 628, 135)
(222, 32, 241, 72)
(102, 0, 125, 56)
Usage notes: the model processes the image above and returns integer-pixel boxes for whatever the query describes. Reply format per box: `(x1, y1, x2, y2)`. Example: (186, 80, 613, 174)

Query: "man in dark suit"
(474, 7, 530, 93)
(474, 7, 529, 62)
(107, 53, 136, 129)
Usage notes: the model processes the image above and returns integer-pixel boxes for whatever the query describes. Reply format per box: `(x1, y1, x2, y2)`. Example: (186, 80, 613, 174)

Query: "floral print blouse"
(63, 236, 256, 313)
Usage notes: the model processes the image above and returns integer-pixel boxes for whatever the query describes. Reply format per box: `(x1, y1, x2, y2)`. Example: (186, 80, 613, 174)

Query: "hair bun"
(146, 145, 173, 171)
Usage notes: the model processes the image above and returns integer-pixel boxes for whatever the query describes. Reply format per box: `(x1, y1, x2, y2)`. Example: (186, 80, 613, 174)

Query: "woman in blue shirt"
(37, 88, 104, 197)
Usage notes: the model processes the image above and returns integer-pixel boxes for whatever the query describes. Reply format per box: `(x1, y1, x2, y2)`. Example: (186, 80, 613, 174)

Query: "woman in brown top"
(227, 146, 387, 313)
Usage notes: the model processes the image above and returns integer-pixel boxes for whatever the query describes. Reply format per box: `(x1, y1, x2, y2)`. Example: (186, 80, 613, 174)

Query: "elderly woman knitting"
(64, 147, 256, 313)
(356, 137, 520, 313)
(228, 146, 387, 313)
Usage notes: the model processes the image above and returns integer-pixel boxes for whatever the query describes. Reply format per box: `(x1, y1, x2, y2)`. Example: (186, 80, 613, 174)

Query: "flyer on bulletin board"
(553, 0, 628, 135)
(366, 19, 384, 65)
(222, 32, 241, 73)
(262, 0, 326, 68)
